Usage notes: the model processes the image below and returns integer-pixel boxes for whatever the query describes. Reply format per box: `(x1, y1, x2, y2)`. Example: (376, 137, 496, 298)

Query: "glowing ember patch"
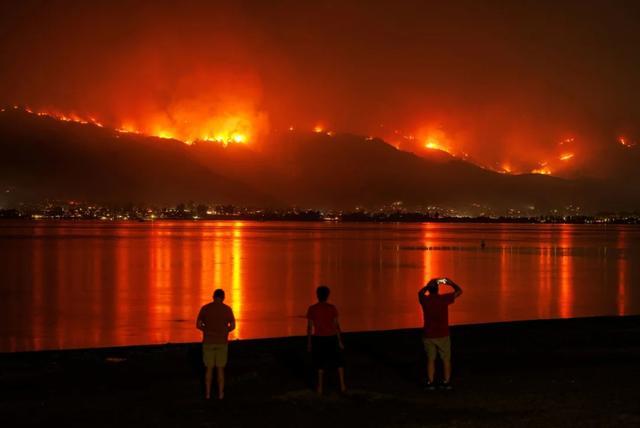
(202, 132, 248, 146)
(88, 118, 103, 127)
(117, 124, 139, 134)
(501, 164, 513, 174)
(532, 167, 552, 175)
(559, 153, 574, 161)
(19, 107, 110, 131)
(313, 125, 324, 133)
(155, 131, 175, 139)
(13, 107, 258, 146)
(232, 134, 246, 143)
(424, 136, 451, 154)
(618, 137, 636, 148)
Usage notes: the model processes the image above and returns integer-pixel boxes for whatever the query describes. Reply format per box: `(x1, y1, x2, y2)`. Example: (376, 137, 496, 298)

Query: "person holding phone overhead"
(418, 277, 463, 391)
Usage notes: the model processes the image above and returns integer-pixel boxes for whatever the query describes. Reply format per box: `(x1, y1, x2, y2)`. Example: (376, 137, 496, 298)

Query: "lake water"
(0, 221, 638, 352)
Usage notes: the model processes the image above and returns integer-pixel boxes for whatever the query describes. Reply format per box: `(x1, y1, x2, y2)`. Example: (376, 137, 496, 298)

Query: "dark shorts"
(312, 335, 344, 370)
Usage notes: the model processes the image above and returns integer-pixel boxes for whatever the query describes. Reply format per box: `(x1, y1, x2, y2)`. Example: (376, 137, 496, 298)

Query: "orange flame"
(424, 136, 452, 155)
(618, 137, 636, 148)
(418, 125, 455, 157)
(531, 166, 552, 175)
(13, 106, 257, 146)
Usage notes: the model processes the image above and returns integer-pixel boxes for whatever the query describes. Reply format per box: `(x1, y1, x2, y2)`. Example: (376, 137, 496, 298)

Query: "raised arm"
(418, 278, 440, 301)
(445, 278, 463, 298)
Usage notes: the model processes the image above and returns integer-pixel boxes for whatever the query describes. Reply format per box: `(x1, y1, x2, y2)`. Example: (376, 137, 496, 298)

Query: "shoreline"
(2, 315, 639, 427)
(1, 314, 636, 356)
(2, 217, 640, 225)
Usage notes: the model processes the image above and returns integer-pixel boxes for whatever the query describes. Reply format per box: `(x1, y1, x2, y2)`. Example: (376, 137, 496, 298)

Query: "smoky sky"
(1, 0, 639, 174)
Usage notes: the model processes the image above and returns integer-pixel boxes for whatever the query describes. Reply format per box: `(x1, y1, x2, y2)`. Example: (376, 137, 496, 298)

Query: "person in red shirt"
(418, 277, 463, 390)
(306, 285, 346, 395)
(196, 289, 236, 400)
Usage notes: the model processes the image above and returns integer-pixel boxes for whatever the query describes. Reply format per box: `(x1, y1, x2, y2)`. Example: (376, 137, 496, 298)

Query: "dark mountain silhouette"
(0, 109, 274, 206)
(188, 131, 599, 211)
(0, 108, 637, 211)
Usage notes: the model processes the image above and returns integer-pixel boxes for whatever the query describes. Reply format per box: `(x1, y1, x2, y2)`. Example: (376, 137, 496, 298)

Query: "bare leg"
(217, 367, 225, 399)
(316, 369, 324, 395)
(443, 359, 451, 383)
(205, 367, 214, 399)
(338, 367, 347, 392)
(427, 359, 436, 383)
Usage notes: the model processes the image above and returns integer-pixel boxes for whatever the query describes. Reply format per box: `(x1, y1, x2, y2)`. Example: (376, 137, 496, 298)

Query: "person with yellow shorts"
(418, 277, 463, 391)
(202, 343, 229, 368)
(196, 289, 236, 400)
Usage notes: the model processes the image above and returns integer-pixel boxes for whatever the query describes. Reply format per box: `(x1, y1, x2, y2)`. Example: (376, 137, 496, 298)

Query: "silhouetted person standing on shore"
(418, 277, 463, 390)
(307, 285, 346, 395)
(196, 289, 236, 400)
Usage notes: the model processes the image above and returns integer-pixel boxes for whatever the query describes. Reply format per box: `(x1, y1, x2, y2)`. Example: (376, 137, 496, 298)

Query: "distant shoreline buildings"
(1, 201, 639, 224)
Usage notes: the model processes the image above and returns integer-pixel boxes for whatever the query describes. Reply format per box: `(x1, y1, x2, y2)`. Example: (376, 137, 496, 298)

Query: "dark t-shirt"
(307, 302, 339, 336)
(197, 301, 235, 344)
(419, 293, 456, 338)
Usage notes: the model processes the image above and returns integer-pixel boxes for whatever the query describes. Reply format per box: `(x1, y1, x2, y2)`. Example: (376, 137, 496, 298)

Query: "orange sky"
(1, 0, 639, 177)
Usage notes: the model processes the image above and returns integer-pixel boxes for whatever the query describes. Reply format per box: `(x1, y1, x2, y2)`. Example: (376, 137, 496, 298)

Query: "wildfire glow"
(417, 125, 457, 157)
(618, 137, 636, 148)
(531, 166, 552, 175)
(424, 137, 451, 154)
(12, 106, 256, 146)
(202, 130, 248, 146)
(6, 105, 632, 178)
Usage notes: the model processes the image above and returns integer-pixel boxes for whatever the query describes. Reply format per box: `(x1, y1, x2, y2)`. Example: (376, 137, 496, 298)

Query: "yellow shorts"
(423, 336, 451, 362)
(202, 343, 228, 368)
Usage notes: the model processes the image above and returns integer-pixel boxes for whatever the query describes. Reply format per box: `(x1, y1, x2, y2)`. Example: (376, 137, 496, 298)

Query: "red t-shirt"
(419, 293, 456, 338)
(307, 302, 339, 336)
(197, 302, 235, 344)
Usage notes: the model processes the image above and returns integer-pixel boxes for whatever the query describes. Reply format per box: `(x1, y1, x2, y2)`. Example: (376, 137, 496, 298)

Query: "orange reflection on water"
(31, 224, 45, 351)
(538, 245, 553, 319)
(617, 229, 628, 315)
(230, 223, 244, 339)
(114, 229, 129, 340)
(498, 229, 508, 319)
(558, 224, 574, 318)
(1, 221, 639, 352)
(149, 225, 172, 343)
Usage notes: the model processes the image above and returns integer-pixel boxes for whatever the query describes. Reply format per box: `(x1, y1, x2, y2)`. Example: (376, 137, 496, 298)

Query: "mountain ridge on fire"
(0, 108, 636, 212)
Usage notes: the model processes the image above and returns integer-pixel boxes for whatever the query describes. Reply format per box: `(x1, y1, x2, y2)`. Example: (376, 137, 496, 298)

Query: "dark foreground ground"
(2, 316, 640, 427)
